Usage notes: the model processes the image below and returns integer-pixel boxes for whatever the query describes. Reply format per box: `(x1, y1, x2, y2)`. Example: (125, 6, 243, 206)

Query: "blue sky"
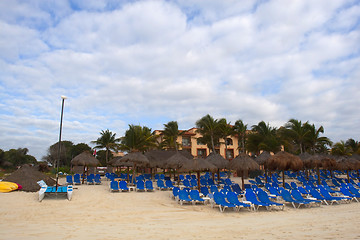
(1, 0, 359, 160)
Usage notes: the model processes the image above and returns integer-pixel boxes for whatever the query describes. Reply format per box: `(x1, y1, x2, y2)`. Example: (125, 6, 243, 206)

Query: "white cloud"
(0, 0, 359, 160)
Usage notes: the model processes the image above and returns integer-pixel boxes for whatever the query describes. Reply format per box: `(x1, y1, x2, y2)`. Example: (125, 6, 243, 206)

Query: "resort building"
(154, 128, 241, 160)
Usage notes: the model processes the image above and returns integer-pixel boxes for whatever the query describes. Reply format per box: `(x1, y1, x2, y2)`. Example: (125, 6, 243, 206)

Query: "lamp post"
(56, 95, 67, 190)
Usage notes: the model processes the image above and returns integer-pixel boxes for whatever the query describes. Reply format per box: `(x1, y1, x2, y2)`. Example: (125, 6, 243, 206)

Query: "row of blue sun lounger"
(172, 180, 360, 212)
(66, 174, 102, 185)
(109, 180, 155, 192)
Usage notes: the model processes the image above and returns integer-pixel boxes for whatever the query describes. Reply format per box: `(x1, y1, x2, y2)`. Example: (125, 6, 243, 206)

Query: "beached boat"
(38, 180, 73, 202)
(0, 181, 19, 193)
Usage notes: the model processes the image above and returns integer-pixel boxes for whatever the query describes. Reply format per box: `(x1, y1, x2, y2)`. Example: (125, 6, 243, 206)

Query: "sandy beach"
(1, 177, 360, 240)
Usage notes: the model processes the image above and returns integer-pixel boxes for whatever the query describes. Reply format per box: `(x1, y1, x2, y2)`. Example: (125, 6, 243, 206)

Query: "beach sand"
(1, 177, 360, 240)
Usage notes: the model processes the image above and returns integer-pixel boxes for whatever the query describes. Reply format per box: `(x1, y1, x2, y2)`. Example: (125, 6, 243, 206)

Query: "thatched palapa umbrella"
(266, 151, 303, 188)
(306, 154, 337, 185)
(71, 151, 100, 183)
(255, 151, 271, 183)
(108, 156, 134, 181)
(178, 158, 217, 190)
(336, 156, 359, 183)
(165, 152, 192, 185)
(145, 150, 192, 179)
(120, 152, 149, 183)
(205, 152, 228, 181)
(229, 153, 259, 190)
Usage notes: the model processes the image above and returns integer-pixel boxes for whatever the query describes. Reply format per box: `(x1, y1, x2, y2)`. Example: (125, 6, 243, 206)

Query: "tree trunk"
(174, 138, 178, 152)
(242, 136, 245, 153)
(105, 148, 109, 163)
(224, 139, 228, 160)
(211, 134, 216, 153)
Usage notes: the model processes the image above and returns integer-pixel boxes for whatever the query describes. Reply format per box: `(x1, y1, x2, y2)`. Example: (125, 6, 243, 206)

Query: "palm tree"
(218, 118, 234, 159)
(91, 129, 120, 164)
(247, 121, 281, 154)
(119, 124, 156, 152)
(284, 119, 310, 154)
(196, 114, 221, 153)
(345, 138, 360, 154)
(331, 141, 353, 156)
(163, 121, 181, 151)
(303, 124, 332, 154)
(233, 119, 247, 154)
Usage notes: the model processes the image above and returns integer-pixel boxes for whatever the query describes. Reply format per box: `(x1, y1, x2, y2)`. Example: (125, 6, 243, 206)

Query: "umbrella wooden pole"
(177, 169, 180, 186)
(347, 170, 350, 183)
(317, 167, 321, 186)
(127, 167, 130, 183)
(197, 171, 201, 191)
(132, 164, 137, 184)
(241, 170, 245, 190)
(282, 170, 285, 188)
(82, 166, 86, 184)
(265, 168, 267, 184)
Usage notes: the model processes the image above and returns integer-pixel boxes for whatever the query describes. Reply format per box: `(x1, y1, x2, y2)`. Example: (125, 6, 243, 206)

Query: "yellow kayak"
(0, 181, 19, 193)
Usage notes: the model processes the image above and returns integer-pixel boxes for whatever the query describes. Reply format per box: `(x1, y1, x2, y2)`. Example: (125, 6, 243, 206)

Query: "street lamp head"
(61, 95, 67, 100)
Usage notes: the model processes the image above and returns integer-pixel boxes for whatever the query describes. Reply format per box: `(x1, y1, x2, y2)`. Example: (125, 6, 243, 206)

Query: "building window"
(226, 138, 233, 146)
(182, 137, 191, 147)
(197, 149, 207, 157)
(226, 149, 234, 159)
(196, 138, 206, 145)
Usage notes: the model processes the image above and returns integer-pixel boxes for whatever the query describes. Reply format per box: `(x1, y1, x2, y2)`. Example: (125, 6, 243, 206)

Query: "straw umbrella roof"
(165, 152, 192, 169)
(108, 156, 134, 167)
(4, 164, 56, 192)
(71, 151, 100, 167)
(145, 150, 193, 168)
(178, 158, 217, 173)
(205, 152, 228, 169)
(266, 151, 303, 171)
(336, 155, 358, 171)
(229, 153, 259, 171)
(120, 152, 149, 166)
(255, 151, 271, 165)
(299, 152, 312, 160)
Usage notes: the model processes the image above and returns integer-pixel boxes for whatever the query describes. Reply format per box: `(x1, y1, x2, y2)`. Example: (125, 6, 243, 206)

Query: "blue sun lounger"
(281, 189, 310, 208)
(119, 181, 129, 192)
(110, 181, 119, 192)
(245, 189, 272, 211)
(145, 180, 154, 191)
(318, 186, 351, 204)
(178, 189, 193, 205)
(213, 192, 237, 212)
(136, 180, 145, 192)
(226, 191, 252, 211)
(340, 187, 359, 202)
(165, 180, 175, 189)
(190, 190, 205, 204)
(291, 189, 321, 207)
(257, 190, 284, 210)
(74, 174, 81, 185)
(156, 180, 168, 190)
(66, 175, 73, 185)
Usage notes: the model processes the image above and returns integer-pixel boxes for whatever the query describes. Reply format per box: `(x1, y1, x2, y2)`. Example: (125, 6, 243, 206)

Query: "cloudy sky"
(1, 0, 359, 160)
